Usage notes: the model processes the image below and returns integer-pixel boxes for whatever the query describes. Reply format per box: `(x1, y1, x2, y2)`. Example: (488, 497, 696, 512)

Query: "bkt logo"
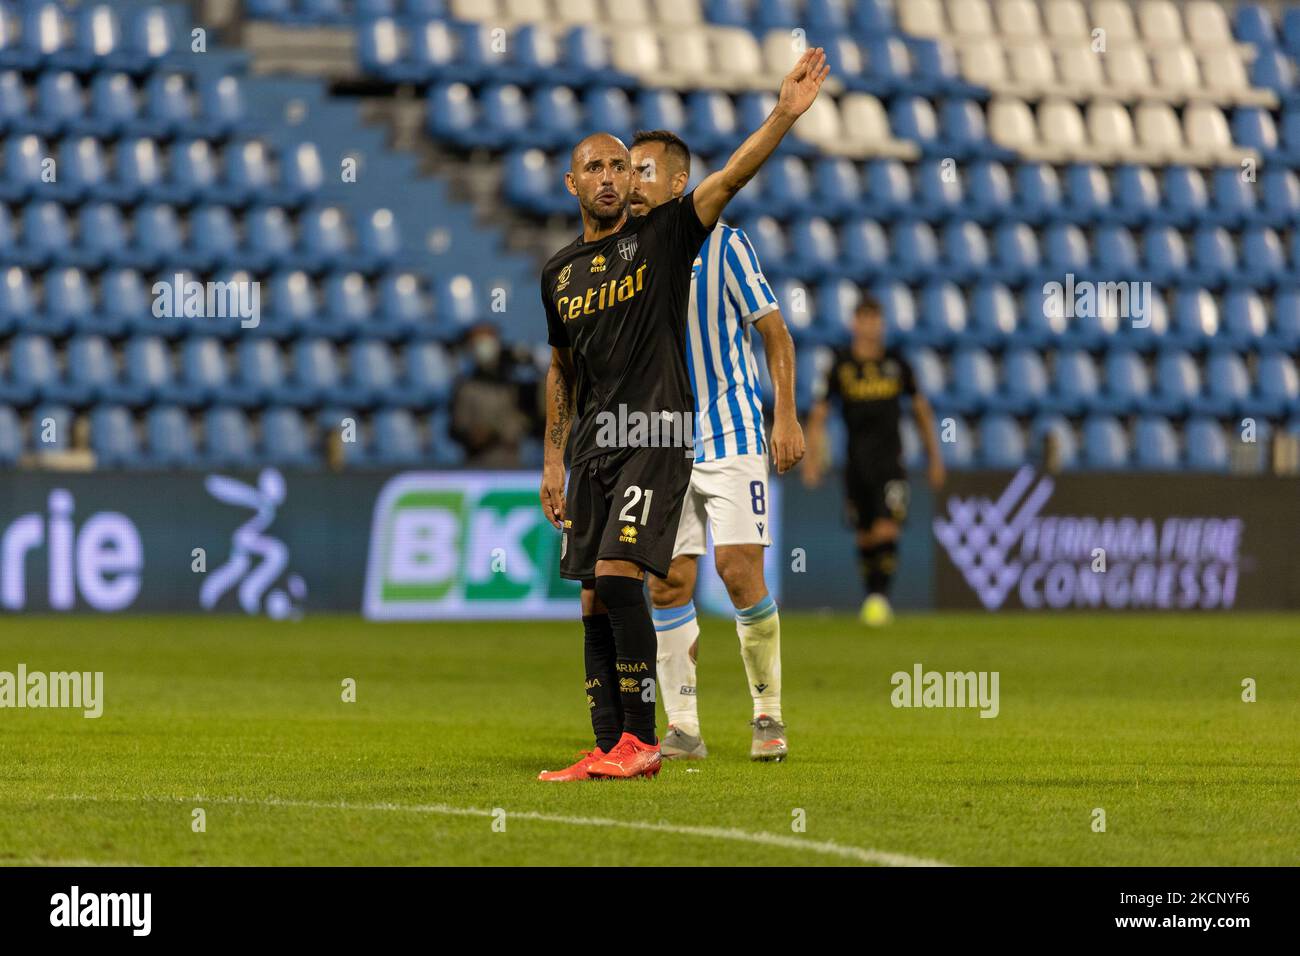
(364, 473, 577, 620)
(935, 468, 1245, 611)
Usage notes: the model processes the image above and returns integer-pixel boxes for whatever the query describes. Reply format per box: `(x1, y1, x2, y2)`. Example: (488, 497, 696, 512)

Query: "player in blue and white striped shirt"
(629, 130, 805, 762)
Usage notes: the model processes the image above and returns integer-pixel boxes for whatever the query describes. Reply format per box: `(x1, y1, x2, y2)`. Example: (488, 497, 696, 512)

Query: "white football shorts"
(671, 453, 772, 558)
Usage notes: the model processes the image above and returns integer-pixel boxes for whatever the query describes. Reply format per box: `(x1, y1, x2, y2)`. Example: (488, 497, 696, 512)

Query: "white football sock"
(652, 601, 700, 736)
(736, 594, 781, 721)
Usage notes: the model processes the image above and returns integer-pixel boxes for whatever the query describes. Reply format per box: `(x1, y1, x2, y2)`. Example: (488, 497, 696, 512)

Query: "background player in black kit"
(804, 297, 945, 628)
(537, 49, 829, 782)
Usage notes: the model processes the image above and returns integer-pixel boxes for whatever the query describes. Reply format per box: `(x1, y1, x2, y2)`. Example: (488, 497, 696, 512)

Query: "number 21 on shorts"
(618, 485, 654, 526)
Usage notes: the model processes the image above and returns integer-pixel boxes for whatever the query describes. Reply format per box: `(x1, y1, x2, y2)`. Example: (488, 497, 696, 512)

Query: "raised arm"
(540, 346, 576, 528)
(692, 47, 829, 229)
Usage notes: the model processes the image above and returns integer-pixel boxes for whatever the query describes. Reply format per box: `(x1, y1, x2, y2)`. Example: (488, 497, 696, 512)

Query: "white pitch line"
(47, 794, 952, 867)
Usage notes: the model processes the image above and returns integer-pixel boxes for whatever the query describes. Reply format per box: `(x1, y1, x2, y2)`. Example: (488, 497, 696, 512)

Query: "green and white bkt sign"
(364, 472, 579, 619)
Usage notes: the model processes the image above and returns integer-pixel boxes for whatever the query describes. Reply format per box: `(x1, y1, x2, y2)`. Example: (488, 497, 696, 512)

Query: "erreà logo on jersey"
(364, 473, 578, 620)
(590, 254, 607, 273)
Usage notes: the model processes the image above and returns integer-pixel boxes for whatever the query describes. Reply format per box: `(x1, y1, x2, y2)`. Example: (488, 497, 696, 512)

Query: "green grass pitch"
(1, 613, 1295, 866)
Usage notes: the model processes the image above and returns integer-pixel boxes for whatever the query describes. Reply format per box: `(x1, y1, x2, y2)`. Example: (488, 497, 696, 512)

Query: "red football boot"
(537, 747, 606, 782)
(584, 732, 661, 779)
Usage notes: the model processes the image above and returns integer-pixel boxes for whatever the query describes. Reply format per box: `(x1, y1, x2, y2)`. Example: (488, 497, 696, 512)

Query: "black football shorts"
(560, 445, 693, 581)
(845, 469, 910, 531)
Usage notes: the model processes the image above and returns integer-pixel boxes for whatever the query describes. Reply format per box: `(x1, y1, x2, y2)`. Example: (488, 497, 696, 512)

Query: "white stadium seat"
(1038, 97, 1087, 155)
(1184, 1, 1233, 50)
(1138, 1, 1185, 46)
(899, 0, 947, 37)
(838, 93, 920, 159)
(553, 0, 599, 23)
(1044, 0, 1088, 40)
(947, 0, 995, 37)
(712, 28, 767, 89)
(1185, 101, 1253, 164)
(1104, 45, 1154, 96)
(1085, 99, 1140, 161)
(762, 30, 806, 80)
(1201, 49, 1276, 106)
(1152, 46, 1202, 97)
(960, 38, 1010, 87)
(609, 31, 662, 75)
(501, 0, 548, 21)
(1008, 42, 1059, 95)
(1053, 43, 1105, 97)
(450, 0, 495, 21)
(661, 28, 711, 87)
(652, 0, 702, 26)
(603, 0, 653, 27)
(996, 0, 1043, 40)
(989, 96, 1040, 152)
(1135, 101, 1184, 160)
(1093, 0, 1138, 46)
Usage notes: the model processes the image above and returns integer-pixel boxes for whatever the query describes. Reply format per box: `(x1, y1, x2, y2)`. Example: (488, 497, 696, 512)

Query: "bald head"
(570, 132, 628, 172)
(564, 132, 632, 229)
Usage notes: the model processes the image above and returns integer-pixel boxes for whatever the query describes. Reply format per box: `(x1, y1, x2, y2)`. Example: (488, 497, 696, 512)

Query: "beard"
(582, 192, 628, 227)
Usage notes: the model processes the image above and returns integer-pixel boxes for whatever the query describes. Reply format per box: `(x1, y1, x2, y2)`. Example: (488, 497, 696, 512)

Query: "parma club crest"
(617, 236, 638, 261)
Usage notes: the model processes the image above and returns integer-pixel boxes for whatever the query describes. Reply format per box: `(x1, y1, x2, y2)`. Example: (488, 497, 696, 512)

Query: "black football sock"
(595, 574, 657, 745)
(857, 543, 879, 596)
(582, 613, 621, 753)
(870, 541, 899, 597)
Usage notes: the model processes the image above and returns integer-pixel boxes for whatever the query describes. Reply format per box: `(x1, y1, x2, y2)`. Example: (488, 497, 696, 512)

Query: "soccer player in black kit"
(804, 297, 945, 627)
(537, 49, 829, 781)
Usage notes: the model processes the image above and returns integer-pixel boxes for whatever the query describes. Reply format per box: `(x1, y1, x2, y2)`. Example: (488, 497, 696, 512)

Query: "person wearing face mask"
(448, 322, 534, 468)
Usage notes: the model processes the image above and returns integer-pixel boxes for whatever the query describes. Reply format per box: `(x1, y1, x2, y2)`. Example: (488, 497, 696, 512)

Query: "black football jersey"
(820, 347, 917, 476)
(542, 192, 710, 466)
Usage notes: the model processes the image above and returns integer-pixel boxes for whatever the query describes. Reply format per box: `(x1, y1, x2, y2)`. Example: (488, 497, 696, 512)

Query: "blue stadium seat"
(372, 408, 424, 465)
(1170, 288, 1219, 348)
(1208, 167, 1256, 228)
(1256, 352, 1300, 417)
(1191, 226, 1237, 287)
(1222, 289, 1269, 348)
(261, 406, 316, 467)
(840, 218, 889, 280)
(916, 280, 966, 347)
(1082, 415, 1129, 469)
(1133, 416, 1180, 470)
(947, 346, 997, 414)
(1184, 417, 1228, 472)
(1162, 166, 1209, 227)
(992, 221, 1040, 283)
(1064, 163, 1113, 223)
(868, 279, 916, 344)
(1239, 227, 1287, 287)
(969, 282, 1017, 346)
(1012, 163, 1062, 224)
(1113, 164, 1162, 224)
(914, 159, 963, 220)
(788, 216, 838, 280)
(1151, 350, 1202, 415)
(28, 404, 73, 457)
(1101, 349, 1150, 414)
(890, 220, 939, 282)
(204, 406, 255, 467)
(964, 160, 1013, 224)
(1049, 349, 1098, 416)
(1030, 414, 1079, 470)
(978, 414, 1025, 468)
(1234, 5, 1277, 47)
(812, 157, 863, 217)
(348, 339, 401, 407)
(862, 159, 912, 218)
(405, 340, 454, 407)
(1198, 350, 1251, 417)
(1259, 169, 1300, 228)
(937, 413, 974, 468)
(322, 272, 374, 340)
(941, 220, 990, 282)
(89, 405, 140, 467)
(0, 405, 20, 464)
(997, 348, 1048, 415)
(125, 337, 175, 404)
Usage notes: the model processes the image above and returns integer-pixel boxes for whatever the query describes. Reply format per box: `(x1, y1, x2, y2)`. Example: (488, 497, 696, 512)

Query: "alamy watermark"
(891, 662, 999, 718)
(1042, 275, 1152, 329)
(152, 273, 261, 328)
(0, 663, 103, 718)
(595, 404, 695, 458)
